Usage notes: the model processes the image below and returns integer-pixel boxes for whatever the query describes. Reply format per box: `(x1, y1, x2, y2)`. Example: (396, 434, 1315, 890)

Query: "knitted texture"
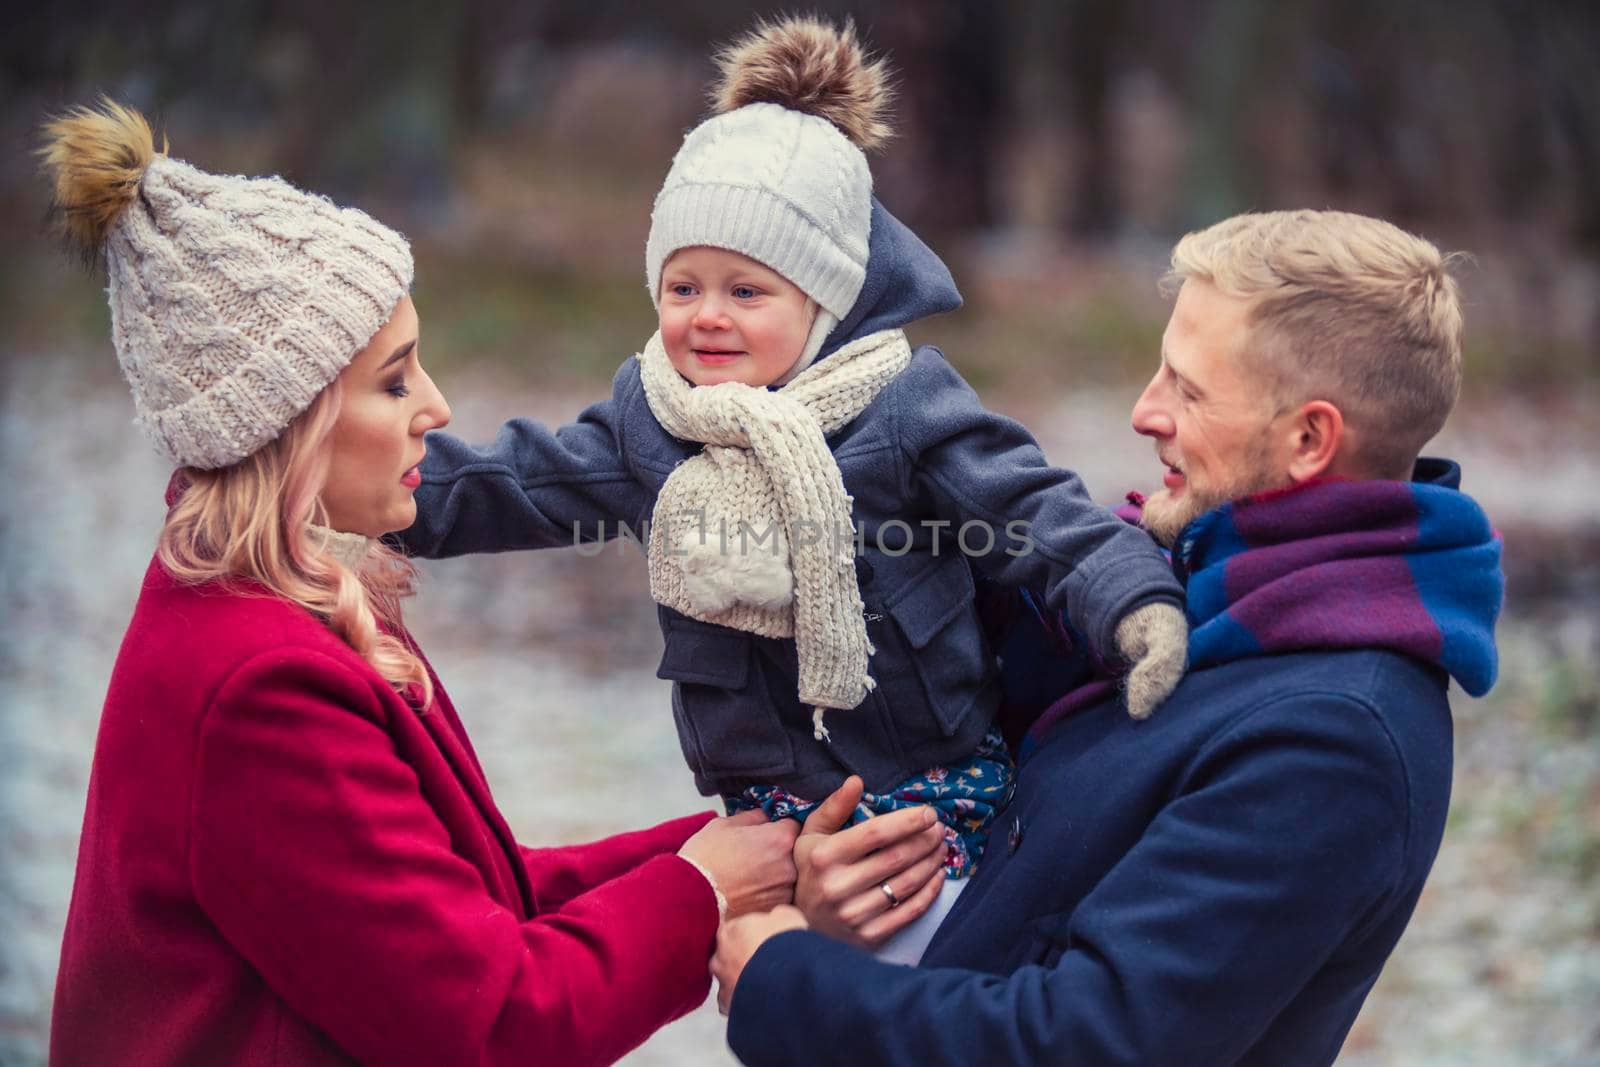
(107, 155, 413, 469)
(1111, 601, 1188, 719)
(645, 102, 872, 320)
(1024, 472, 1504, 748)
(305, 523, 376, 571)
(1176, 477, 1502, 695)
(639, 326, 912, 714)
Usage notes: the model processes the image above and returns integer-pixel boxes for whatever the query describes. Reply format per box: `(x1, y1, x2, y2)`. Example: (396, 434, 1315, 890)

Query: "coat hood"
(815, 198, 962, 359)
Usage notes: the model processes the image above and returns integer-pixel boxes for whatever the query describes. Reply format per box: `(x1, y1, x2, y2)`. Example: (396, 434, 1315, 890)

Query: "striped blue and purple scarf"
(1019, 459, 1503, 748)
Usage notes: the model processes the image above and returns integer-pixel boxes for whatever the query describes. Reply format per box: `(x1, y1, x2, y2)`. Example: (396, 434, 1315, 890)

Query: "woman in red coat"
(42, 100, 799, 1066)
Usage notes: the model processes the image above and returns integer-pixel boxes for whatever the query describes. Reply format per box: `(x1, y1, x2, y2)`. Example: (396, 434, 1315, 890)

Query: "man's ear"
(1285, 400, 1344, 484)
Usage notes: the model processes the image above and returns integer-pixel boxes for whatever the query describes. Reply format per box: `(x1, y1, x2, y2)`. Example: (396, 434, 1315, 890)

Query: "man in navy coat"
(712, 209, 1504, 1067)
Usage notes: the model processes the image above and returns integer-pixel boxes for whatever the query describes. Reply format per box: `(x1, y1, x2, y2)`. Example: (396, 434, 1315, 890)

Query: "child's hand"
(1114, 601, 1189, 719)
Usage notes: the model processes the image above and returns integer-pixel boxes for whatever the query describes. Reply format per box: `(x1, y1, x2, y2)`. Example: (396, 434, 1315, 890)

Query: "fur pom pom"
(712, 15, 893, 150)
(37, 97, 165, 262)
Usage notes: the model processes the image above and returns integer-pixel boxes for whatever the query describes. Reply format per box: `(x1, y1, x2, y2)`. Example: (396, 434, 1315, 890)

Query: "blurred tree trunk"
(1059, 0, 1126, 239)
(1522, 0, 1600, 354)
(1003, 0, 1130, 240)
(1181, 0, 1270, 227)
(271, 0, 460, 213)
(875, 1, 1005, 240)
(1521, 2, 1600, 253)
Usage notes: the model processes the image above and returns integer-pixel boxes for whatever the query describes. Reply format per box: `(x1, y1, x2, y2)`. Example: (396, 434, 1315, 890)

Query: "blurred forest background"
(1, 1, 1596, 1064)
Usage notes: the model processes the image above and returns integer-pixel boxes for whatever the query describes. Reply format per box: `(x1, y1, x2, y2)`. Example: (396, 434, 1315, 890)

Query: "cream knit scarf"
(639, 327, 913, 738)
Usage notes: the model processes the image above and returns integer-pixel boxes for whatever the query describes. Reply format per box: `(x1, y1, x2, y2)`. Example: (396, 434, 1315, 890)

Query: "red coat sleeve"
(188, 647, 718, 1067)
(519, 813, 715, 912)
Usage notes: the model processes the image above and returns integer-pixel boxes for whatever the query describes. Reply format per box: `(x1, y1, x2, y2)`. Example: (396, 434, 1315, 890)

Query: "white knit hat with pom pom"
(38, 99, 412, 470)
(645, 17, 893, 365)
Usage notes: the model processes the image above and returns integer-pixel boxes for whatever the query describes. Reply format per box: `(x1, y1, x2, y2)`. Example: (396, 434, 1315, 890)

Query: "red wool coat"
(51, 558, 719, 1066)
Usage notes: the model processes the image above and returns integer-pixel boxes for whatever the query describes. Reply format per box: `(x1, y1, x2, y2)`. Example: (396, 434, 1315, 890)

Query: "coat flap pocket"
(887, 556, 976, 650)
(656, 625, 751, 688)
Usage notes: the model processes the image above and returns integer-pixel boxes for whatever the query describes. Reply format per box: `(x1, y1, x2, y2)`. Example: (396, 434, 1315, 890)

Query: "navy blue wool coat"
(728, 640, 1458, 1067)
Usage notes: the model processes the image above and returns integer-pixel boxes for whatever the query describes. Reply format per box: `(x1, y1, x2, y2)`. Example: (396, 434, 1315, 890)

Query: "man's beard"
(1141, 439, 1284, 548)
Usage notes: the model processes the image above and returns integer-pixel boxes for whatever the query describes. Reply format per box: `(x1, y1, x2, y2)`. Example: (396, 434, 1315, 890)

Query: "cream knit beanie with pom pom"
(645, 17, 893, 378)
(39, 99, 412, 470)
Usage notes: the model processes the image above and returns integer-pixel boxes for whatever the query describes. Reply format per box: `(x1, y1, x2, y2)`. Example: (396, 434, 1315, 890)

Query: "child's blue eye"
(670, 283, 696, 297)
(732, 285, 756, 299)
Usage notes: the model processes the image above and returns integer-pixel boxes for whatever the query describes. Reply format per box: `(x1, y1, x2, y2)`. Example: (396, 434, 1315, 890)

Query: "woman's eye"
(386, 379, 411, 399)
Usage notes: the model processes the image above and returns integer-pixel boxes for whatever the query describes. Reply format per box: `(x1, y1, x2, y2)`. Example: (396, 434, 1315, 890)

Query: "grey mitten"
(1113, 601, 1189, 720)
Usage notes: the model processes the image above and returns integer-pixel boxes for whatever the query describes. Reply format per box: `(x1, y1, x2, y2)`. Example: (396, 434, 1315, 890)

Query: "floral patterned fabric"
(726, 728, 1015, 879)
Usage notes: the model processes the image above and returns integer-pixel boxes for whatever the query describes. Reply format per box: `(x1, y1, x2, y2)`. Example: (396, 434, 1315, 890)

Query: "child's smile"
(691, 346, 745, 365)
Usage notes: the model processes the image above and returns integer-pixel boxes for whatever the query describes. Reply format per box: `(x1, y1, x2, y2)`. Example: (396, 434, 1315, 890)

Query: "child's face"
(659, 247, 815, 387)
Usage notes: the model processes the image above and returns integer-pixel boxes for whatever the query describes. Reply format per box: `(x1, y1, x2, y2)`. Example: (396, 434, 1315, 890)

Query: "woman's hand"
(793, 776, 947, 948)
(679, 809, 801, 918)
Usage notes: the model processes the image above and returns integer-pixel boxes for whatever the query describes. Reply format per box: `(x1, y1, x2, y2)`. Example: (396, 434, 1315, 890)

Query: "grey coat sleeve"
(895, 348, 1182, 658)
(396, 361, 653, 559)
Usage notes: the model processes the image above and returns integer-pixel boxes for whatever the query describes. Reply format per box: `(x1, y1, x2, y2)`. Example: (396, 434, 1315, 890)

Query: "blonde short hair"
(1168, 210, 1464, 478)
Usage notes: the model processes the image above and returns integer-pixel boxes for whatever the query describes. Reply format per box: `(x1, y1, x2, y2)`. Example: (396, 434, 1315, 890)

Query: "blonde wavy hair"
(1168, 209, 1465, 479)
(157, 379, 434, 708)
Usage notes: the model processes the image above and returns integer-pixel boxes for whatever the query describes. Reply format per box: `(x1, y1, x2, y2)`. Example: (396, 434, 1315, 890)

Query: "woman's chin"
(377, 511, 416, 537)
(339, 503, 412, 540)
(381, 503, 417, 538)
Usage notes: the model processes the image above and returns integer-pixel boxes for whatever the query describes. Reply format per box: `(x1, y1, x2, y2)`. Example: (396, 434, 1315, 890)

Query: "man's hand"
(1114, 600, 1188, 719)
(793, 775, 947, 948)
(713, 906, 810, 1014)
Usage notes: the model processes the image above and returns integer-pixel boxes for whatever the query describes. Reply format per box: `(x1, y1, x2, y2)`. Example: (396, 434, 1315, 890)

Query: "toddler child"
(403, 17, 1186, 961)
